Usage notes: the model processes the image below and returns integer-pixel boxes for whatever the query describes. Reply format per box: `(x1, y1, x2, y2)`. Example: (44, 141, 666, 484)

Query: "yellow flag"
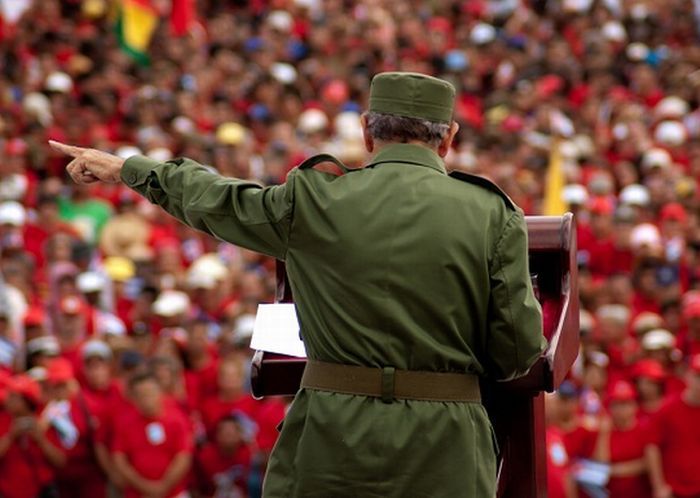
(543, 139, 567, 215)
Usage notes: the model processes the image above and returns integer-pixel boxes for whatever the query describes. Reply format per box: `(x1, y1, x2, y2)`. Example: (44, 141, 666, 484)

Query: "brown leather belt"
(300, 360, 481, 403)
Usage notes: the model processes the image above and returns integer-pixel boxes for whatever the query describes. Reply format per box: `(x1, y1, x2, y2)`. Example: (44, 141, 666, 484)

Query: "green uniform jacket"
(122, 143, 546, 498)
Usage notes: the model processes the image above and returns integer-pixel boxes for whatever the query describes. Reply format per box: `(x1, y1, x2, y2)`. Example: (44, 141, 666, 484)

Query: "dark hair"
(364, 111, 451, 148)
(127, 370, 158, 390)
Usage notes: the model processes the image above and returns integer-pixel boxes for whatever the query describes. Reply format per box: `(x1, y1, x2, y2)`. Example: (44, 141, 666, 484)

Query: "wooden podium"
(251, 214, 578, 498)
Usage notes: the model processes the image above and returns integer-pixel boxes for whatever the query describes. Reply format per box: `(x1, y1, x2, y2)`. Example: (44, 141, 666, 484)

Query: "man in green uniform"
(52, 72, 546, 498)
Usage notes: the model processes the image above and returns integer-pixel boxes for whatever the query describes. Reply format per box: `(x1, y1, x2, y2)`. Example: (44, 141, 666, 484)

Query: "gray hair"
(364, 111, 451, 148)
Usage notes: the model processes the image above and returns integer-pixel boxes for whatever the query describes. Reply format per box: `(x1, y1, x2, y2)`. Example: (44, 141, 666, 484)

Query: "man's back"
(286, 143, 543, 377)
(264, 143, 544, 498)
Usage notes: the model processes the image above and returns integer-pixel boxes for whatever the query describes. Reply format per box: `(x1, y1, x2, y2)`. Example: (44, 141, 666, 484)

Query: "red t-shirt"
(0, 412, 65, 498)
(607, 422, 653, 498)
(195, 442, 252, 497)
(200, 393, 258, 440)
(649, 396, 700, 496)
(112, 408, 193, 498)
(546, 426, 571, 498)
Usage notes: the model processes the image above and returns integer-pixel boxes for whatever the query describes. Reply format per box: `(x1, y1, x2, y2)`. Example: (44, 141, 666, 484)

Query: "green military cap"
(369, 72, 456, 123)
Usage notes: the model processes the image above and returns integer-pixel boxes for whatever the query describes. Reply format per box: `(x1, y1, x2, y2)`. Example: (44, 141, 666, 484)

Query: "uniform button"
(129, 173, 138, 184)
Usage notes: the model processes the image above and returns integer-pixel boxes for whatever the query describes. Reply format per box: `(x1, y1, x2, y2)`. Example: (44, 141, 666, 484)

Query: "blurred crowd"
(2, 0, 700, 497)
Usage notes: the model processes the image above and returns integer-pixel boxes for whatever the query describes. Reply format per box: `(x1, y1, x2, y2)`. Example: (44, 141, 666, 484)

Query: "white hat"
(99, 314, 127, 336)
(298, 109, 329, 134)
(26, 336, 60, 356)
(334, 111, 363, 141)
(270, 63, 297, 85)
(27, 366, 48, 382)
(23, 92, 52, 126)
(602, 21, 626, 42)
(115, 145, 142, 160)
(0, 201, 26, 226)
(562, 184, 589, 205)
(152, 290, 190, 317)
(642, 329, 676, 350)
(267, 10, 293, 32)
(630, 223, 662, 250)
(655, 121, 687, 146)
(573, 134, 595, 158)
(579, 309, 595, 332)
(188, 254, 228, 285)
(559, 140, 580, 160)
(641, 148, 672, 170)
(655, 97, 689, 120)
(77, 271, 105, 294)
(233, 313, 256, 343)
(563, 0, 593, 13)
(45, 71, 73, 93)
(619, 184, 650, 206)
(146, 147, 173, 162)
(626, 42, 650, 61)
(172, 116, 195, 134)
(82, 339, 113, 360)
(470, 23, 497, 45)
(596, 304, 630, 324)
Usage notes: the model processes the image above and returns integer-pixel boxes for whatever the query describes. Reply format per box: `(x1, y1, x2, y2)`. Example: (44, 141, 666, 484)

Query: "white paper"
(250, 303, 307, 358)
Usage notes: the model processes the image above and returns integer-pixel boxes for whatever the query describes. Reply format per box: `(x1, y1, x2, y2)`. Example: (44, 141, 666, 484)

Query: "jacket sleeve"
(486, 210, 547, 381)
(121, 155, 295, 260)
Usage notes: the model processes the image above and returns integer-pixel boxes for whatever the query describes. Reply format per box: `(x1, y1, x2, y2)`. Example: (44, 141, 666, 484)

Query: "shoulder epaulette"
(449, 171, 517, 211)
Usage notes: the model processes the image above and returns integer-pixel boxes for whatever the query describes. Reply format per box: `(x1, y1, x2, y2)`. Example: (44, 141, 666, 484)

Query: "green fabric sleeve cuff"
(121, 155, 161, 187)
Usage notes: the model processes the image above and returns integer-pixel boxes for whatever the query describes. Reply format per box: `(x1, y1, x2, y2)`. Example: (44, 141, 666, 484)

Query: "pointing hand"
(49, 140, 126, 184)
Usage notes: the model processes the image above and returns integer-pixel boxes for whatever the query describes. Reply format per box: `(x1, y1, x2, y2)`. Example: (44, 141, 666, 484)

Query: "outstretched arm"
(50, 141, 295, 260)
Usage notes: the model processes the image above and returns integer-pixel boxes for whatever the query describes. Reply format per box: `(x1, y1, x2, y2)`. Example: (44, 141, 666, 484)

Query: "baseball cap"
(588, 197, 614, 216)
(26, 336, 60, 357)
(641, 329, 676, 350)
(619, 184, 650, 207)
(103, 257, 135, 282)
(77, 271, 105, 294)
(607, 380, 637, 403)
(562, 184, 589, 206)
(631, 312, 664, 335)
(152, 290, 190, 317)
(660, 203, 688, 224)
(369, 72, 456, 124)
(23, 307, 46, 328)
(631, 359, 666, 381)
(82, 339, 113, 361)
(0, 201, 27, 226)
(45, 358, 75, 385)
(641, 148, 672, 171)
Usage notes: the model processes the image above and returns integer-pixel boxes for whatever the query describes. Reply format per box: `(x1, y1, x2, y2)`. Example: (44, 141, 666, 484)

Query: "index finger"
(48, 140, 88, 158)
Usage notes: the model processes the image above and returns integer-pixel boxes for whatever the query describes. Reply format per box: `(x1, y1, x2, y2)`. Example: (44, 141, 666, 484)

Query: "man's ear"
(360, 113, 374, 153)
(438, 121, 460, 158)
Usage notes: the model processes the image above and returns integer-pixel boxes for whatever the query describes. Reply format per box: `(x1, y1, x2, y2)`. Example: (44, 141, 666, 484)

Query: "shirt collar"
(368, 143, 446, 174)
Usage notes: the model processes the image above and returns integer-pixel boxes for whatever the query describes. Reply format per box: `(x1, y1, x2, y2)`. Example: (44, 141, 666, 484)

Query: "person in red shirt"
(195, 412, 254, 498)
(590, 380, 653, 498)
(80, 339, 126, 490)
(0, 375, 66, 498)
(200, 358, 257, 440)
(630, 359, 667, 425)
(42, 356, 108, 498)
(647, 354, 700, 498)
(113, 371, 193, 498)
(545, 393, 577, 498)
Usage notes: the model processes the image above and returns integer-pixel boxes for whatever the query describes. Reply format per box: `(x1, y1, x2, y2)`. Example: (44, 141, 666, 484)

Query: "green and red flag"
(115, 0, 158, 65)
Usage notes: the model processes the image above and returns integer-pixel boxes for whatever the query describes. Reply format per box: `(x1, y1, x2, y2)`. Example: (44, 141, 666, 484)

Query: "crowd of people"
(1, 0, 700, 497)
